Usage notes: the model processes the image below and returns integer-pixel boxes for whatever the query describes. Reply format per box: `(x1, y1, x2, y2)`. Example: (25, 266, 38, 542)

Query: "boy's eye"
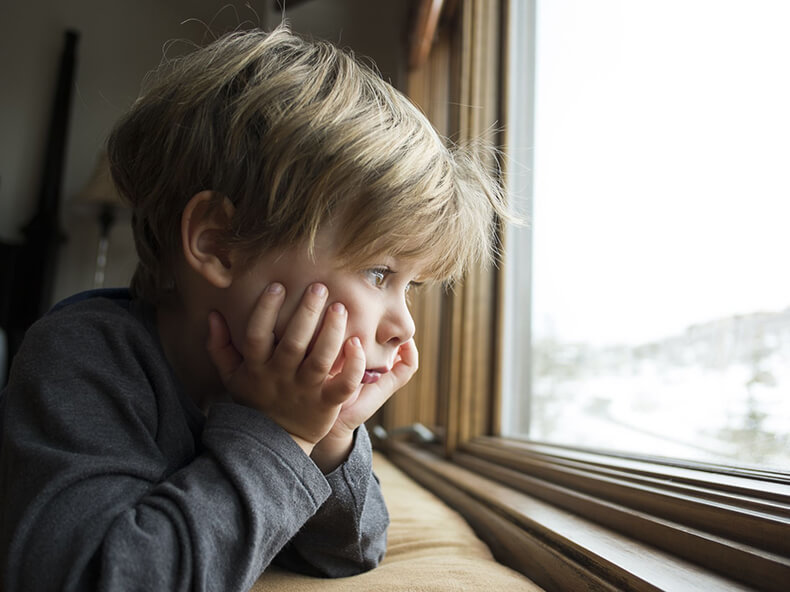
(366, 267, 388, 287)
(405, 281, 424, 294)
(365, 267, 424, 293)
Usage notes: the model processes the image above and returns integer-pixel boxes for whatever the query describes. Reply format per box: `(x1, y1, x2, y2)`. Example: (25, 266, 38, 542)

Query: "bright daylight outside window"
(502, 0, 790, 470)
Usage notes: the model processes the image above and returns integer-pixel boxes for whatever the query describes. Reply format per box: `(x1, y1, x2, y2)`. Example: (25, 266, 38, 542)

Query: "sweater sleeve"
(273, 424, 390, 577)
(0, 305, 332, 592)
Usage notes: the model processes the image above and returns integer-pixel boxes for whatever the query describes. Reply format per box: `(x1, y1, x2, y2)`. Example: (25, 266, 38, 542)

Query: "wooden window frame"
(376, 1, 790, 590)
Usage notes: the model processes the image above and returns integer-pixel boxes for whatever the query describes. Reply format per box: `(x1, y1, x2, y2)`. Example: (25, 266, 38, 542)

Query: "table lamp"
(76, 152, 125, 288)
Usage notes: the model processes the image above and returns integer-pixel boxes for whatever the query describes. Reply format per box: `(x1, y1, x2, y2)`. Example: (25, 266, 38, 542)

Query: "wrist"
(311, 430, 355, 473)
(287, 432, 315, 457)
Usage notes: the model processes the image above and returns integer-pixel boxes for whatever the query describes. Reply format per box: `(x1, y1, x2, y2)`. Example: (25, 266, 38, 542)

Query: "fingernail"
(267, 282, 283, 294)
(331, 302, 346, 314)
(351, 336, 361, 347)
(311, 283, 327, 296)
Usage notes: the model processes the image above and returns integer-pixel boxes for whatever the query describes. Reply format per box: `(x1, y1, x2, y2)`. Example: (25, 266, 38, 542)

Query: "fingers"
(208, 282, 285, 385)
(330, 339, 417, 430)
(371, 339, 419, 397)
(206, 310, 243, 384)
(393, 339, 419, 384)
(323, 337, 365, 405)
(303, 301, 348, 381)
(243, 282, 286, 358)
(272, 283, 328, 368)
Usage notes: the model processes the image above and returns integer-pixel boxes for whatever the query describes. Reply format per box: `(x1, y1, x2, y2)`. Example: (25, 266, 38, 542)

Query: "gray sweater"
(0, 290, 388, 591)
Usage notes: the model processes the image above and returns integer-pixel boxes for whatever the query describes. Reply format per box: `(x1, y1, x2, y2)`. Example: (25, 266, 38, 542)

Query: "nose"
(377, 296, 416, 347)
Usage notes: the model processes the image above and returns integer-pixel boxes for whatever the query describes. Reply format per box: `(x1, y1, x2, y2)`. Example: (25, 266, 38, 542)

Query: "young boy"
(0, 25, 505, 591)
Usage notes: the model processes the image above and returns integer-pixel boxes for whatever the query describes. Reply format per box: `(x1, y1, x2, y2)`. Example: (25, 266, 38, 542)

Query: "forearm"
(2, 404, 332, 592)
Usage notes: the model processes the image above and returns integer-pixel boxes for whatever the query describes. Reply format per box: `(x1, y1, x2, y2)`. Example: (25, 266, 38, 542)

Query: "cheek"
(221, 285, 259, 350)
(342, 304, 375, 347)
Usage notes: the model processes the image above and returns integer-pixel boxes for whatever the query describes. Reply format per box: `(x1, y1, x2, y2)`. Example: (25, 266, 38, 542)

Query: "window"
(502, 0, 790, 470)
(384, 1, 790, 589)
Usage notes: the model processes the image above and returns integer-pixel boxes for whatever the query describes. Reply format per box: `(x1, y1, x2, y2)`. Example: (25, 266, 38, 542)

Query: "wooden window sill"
(383, 438, 790, 591)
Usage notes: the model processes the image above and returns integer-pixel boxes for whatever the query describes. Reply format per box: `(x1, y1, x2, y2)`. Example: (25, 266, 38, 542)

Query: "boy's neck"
(156, 295, 223, 413)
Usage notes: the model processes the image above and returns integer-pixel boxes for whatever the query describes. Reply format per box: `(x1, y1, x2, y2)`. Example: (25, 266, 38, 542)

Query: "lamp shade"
(76, 151, 124, 207)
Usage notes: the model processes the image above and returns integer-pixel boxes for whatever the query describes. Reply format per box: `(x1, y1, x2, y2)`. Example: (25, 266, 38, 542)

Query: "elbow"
(323, 529, 388, 578)
(356, 532, 388, 575)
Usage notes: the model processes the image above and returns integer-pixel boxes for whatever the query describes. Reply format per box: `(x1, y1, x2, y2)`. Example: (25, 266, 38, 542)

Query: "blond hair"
(108, 25, 506, 303)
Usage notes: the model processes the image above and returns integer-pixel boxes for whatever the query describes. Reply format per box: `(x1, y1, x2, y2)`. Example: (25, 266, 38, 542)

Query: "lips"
(362, 367, 388, 384)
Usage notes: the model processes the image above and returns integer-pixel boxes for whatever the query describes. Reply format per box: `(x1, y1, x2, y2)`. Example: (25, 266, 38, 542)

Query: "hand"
(206, 282, 366, 454)
(333, 338, 419, 436)
(310, 338, 419, 471)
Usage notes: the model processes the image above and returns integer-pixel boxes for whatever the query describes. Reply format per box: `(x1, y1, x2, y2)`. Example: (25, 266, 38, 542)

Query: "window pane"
(505, 0, 790, 469)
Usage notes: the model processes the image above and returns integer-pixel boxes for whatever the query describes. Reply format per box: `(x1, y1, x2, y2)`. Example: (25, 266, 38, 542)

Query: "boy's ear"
(181, 191, 237, 288)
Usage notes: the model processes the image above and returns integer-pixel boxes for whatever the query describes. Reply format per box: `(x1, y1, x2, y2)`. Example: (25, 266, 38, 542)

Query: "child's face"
(220, 230, 422, 383)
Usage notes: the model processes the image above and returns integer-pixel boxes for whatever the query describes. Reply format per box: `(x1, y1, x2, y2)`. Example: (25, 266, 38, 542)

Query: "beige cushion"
(253, 452, 541, 591)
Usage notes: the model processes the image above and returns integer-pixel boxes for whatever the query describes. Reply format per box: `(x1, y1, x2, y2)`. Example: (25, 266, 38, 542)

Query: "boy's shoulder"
(18, 288, 160, 377)
(30, 288, 142, 347)
(41, 287, 142, 329)
(48, 287, 133, 316)
(6, 289, 181, 430)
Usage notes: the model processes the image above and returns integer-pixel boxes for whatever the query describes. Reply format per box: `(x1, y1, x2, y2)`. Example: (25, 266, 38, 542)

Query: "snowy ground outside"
(527, 315, 790, 470)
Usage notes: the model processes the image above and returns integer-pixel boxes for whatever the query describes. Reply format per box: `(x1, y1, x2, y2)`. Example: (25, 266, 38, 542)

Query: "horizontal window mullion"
(461, 441, 790, 557)
(465, 440, 790, 519)
(484, 437, 790, 496)
(452, 450, 790, 592)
